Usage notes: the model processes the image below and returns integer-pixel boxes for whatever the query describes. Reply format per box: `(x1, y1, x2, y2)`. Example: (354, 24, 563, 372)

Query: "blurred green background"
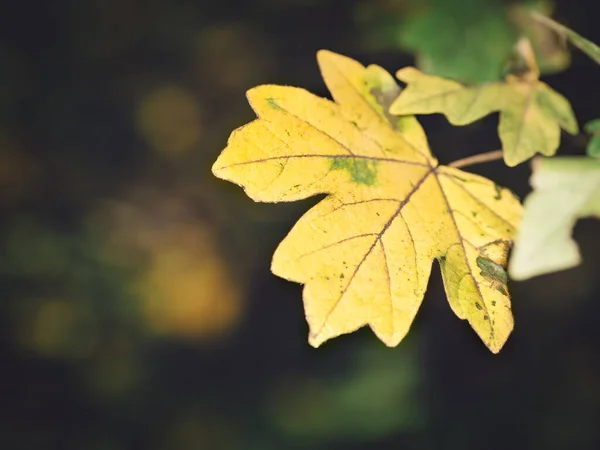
(1, 1, 600, 449)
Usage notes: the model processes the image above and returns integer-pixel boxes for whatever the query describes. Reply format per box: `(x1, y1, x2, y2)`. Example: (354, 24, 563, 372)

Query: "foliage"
(585, 119, 600, 157)
(3, 2, 600, 449)
(213, 10, 600, 352)
(267, 342, 423, 441)
(356, 0, 570, 83)
(510, 13, 600, 280)
(389, 39, 578, 167)
(213, 51, 522, 352)
(509, 157, 600, 279)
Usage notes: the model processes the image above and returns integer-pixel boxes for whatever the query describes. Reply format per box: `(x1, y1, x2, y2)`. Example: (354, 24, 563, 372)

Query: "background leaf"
(390, 62, 579, 166)
(355, 0, 571, 84)
(585, 119, 600, 157)
(509, 157, 600, 279)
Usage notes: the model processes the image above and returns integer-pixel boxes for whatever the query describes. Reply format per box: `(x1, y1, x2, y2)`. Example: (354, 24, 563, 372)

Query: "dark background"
(1, 1, 599, 449)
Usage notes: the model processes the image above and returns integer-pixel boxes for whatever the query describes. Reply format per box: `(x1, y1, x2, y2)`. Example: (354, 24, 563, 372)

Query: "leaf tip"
(502, 155, 521, 168)
(394, 66, 420, 82)
(488, 343, 503, 354)
(211, 160, 222, 178)
(566, 121, 580, 136)
(308, 331, 325, 348)
(316, 48, 335, 60)
(484, 325, 513, 354)
(211, 152, 229, 179)
(316, 49, 344, 69)
(245, 84, 267, 106)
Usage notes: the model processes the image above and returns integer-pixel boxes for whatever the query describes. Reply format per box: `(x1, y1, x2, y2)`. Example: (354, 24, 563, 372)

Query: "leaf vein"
(218, 154, 429, 170)
(311, 169, 434, 339)
(440, 174, 516, 230)
(297, 233, 378, 260)
(433, 174, 495, 344)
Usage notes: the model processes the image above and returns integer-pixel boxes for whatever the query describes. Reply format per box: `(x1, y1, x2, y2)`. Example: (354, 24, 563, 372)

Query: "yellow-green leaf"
(509, 157, 600, 280)
(389, 66, 578, 167)
(212, 51, 522, 353)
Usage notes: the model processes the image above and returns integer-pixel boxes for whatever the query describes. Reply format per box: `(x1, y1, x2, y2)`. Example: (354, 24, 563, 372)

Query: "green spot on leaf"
(494, 184, 503, 200)
(266, 97, 282, 110)
(477, 256, 508, 288)
(330, 157, 378, 186)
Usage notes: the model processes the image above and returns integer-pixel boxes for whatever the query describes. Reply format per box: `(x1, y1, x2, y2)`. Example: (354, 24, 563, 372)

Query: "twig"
(448, 150, 504, 168)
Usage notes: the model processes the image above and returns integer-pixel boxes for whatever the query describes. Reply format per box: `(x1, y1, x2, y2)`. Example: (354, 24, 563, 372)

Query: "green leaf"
(584, 119, 600, 158)
(399, 0, 517, 83)
(584, 118, 600, 134)
(587, 135, 600, 158)
(509, 157, 600, 280)
(531, 12, 600, 64)
(356, 0, 572, 83)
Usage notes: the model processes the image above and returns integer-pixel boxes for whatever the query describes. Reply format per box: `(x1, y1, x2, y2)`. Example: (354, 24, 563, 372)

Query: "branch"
(448, 150, 504, 169)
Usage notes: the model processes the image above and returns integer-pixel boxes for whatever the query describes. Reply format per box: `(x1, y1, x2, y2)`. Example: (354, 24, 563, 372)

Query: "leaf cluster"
(212, 12, 600, 352)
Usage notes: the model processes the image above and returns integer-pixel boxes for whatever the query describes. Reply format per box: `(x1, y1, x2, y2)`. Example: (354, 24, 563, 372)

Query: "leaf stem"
(448, 150, 504, 169)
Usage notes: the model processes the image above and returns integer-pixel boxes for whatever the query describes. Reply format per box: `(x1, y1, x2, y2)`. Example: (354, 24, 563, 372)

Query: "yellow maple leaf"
(212, 50, 522, 353)
(389, 39, 578, 167)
